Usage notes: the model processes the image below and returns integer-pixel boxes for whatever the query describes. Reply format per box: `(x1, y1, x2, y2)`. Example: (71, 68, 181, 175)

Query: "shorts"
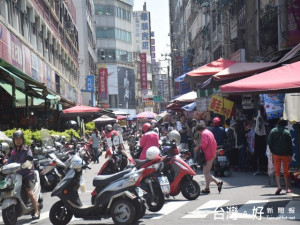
(23, 178, 36, 190)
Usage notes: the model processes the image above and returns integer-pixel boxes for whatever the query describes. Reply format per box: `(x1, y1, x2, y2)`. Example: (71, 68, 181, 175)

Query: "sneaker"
(32, 213, 40, 220)
(201, 188, 210, 194)
(217, 181, 223, 193)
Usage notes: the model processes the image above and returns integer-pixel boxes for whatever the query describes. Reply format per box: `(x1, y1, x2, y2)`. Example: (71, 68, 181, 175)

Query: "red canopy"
(117, 115, 127, 120)
(63, 105, 102, 114)
(133, 111, 157, 119)
(186, 58, 237, 83)
(220, 61, 300, 94)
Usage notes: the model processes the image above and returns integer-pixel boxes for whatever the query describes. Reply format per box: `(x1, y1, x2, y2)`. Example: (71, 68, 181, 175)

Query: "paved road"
(0, 148, 299, 225)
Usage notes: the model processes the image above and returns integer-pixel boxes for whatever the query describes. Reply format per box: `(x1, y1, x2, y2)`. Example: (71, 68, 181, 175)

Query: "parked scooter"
(213, 146, 232, 177)
(0, 156, 43, 225)
(180, 149, 198, 172)
(50, 155, 147, 225)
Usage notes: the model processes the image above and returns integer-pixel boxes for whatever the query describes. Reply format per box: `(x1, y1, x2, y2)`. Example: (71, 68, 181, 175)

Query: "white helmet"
(168, 130, 181, 145)
(146, 146, 161, 160)
(151, 119, 157, 127)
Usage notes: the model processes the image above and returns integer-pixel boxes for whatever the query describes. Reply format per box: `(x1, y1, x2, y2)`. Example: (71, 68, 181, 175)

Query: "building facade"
(169, 0, 299, 94)
(0, 0, 80, 130)
(74, 0, 97, 106)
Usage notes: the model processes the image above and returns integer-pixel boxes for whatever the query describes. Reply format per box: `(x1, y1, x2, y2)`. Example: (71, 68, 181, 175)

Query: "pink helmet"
(142, 123, 151, 133)
(213, 117, 221, 127)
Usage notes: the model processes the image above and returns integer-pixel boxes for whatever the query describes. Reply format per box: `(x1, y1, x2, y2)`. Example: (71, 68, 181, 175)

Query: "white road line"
(183, 200, 229, 219)
(229, 200, 269, 219)
(278, 200, 300, 220)
(143, 200, 189, 220)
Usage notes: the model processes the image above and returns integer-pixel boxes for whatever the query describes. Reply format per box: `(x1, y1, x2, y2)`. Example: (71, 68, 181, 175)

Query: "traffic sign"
(154, 95, 162, 102)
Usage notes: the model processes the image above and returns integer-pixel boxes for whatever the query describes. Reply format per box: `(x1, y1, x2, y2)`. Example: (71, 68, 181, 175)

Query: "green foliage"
(85, 122, 95, 131)
(63, 129, 80, 139)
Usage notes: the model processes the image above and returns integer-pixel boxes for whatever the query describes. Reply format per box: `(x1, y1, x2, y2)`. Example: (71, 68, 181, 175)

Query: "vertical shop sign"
(86, 75, 94, 92)
(140, 53, 147, 93)
(0, 23, 11, 64)
(99, 67, 108, 99)
(23, 45, 32, 76)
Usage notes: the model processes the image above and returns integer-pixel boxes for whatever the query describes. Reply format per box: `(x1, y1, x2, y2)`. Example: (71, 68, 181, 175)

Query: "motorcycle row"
(0, 126, 229, 225)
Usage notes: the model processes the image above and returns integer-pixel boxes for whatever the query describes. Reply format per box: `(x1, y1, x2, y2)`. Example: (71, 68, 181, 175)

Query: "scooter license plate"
(217, 156, 227, 162)
(158, 176, 170, 195)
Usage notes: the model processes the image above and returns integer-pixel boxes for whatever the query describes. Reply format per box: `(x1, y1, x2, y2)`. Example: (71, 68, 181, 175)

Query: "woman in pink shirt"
(139, 123, 159, 160)
(195, 123, 223, 194)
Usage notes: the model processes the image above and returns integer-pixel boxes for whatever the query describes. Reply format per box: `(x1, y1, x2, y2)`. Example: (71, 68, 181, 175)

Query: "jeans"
(93, 147, 99, 163)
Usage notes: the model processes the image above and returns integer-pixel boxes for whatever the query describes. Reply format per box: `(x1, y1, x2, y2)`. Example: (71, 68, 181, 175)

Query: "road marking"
(183, 200, 229, 218)
(143, 200, 189, 220)
(278, 200, 300, 220)
(229, 200, 269, 219)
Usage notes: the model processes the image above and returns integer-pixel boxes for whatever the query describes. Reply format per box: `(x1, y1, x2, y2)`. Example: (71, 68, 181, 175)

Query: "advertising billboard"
(117, 67, 135, 109)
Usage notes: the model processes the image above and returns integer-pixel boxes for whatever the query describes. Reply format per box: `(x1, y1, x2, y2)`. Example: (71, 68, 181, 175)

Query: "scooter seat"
(93, 168, 132, 187)
(134, 159, 150, 169)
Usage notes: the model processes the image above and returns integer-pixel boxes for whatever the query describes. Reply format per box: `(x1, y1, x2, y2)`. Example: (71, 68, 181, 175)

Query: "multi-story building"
(74, 0, 97, 106)
(169, 0, 298, 93)
(94, 0, 136, 117)
(0, 0, 80, 130)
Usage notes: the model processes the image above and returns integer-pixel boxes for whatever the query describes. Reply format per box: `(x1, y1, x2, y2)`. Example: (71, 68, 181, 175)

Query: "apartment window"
(109, 95, 118, 108)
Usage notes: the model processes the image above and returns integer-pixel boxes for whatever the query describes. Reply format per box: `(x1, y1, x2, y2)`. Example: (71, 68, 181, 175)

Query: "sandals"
(275, 187, 282, 195)
(286, 189, 292, 193)
(217, 181, 223, 193)
(201, 188, 210, 194)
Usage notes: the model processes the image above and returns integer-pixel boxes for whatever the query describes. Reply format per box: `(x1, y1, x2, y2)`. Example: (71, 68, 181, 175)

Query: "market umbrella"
(93, 115, 116, 123)
(0, 131, 9, 140)
(220, 61, 300, 94)
(172, 91, 197, 103)
(112, 111, 130, 116)
(117, 115, 127, 120)
(155, 111, 169, 122)
(63, 105, 102, 114)
(186, 58, 237, 83)
(134, 111, 157, 119)
(182, 102, 196, 111)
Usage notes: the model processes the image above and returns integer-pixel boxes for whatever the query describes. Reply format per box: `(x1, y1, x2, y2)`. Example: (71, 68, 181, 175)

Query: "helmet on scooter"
(146, 146, 161, 160)
(213, 117, 221, 127)
(0, 142, 10, 156)
(142, 123, 151, 134)
(167, 130, 181, 145)
(105, 124, 113, 132)
(12, 130, 24, 145)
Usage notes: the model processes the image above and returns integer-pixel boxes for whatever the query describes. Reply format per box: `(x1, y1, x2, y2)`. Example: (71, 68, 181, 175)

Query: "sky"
(133, 0, 171, 64)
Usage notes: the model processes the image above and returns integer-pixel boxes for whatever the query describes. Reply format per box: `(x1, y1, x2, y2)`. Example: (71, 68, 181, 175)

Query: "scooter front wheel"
(49, 200, 73, 225)
(181, 179, 200, 200)
(111, 198, 136, 225)
(2, 205, 18, 225)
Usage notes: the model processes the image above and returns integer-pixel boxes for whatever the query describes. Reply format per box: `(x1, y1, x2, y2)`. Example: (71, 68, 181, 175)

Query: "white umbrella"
(112, 111, 130, 115)
(0, 131, 9, 140)
(93, 115, 116, 123)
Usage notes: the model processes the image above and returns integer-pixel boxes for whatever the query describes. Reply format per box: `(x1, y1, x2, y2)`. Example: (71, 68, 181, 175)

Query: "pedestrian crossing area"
(0, 198, 299, 224)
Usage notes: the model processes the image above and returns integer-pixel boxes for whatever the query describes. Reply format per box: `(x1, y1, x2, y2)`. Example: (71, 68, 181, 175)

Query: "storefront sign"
(208, 95, 234, 118)
(86, 75, 94, 92)
(10, 34, 23, 70)
(263, 94, 285, 120)
(99, 67, 108, 99)
(133, 11, 150, 54)
(23, 45, 32, 76)
(0, 23, 11, 64)
(140, 53, 147, 91)
(288, 0, 300, 47)
(196, 97, 210, 112)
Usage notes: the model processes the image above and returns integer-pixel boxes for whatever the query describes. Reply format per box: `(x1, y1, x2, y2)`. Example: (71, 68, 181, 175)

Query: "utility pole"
(167, 65, 171, 101)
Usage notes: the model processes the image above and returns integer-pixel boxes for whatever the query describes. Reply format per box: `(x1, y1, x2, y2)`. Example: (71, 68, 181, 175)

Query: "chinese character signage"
(208, 95, 234, 118)
(132, 11, 151, 54)
(140, 53, 148, 92)
(86, 75, 94, 92)
(99, 67, 108, 99)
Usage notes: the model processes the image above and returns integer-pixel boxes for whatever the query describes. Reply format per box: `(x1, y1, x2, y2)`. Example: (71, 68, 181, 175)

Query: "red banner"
(140, 53, 147, 91)
(99, 67, 108, 99)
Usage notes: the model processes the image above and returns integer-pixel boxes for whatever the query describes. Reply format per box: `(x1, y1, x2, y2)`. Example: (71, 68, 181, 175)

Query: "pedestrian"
(176, 114, 191, 151)
(195, 123, 223, 194)
(90, 128, 100, 163)
(268, 119, 293, 194)
(211, 117, 227, 146)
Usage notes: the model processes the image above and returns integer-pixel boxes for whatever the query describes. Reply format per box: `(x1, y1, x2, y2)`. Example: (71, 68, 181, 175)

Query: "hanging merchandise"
(263, 94, 285, 120)
(242, 94, 254, 109)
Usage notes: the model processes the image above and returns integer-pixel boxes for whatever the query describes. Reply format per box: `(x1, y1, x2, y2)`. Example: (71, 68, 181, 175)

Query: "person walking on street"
(195, 123, 223, 194)
(90, 129, 100, 163)
(211, 117, 227, 146)
(268, 119, 293, 194)
(176, 114, 191, 152)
